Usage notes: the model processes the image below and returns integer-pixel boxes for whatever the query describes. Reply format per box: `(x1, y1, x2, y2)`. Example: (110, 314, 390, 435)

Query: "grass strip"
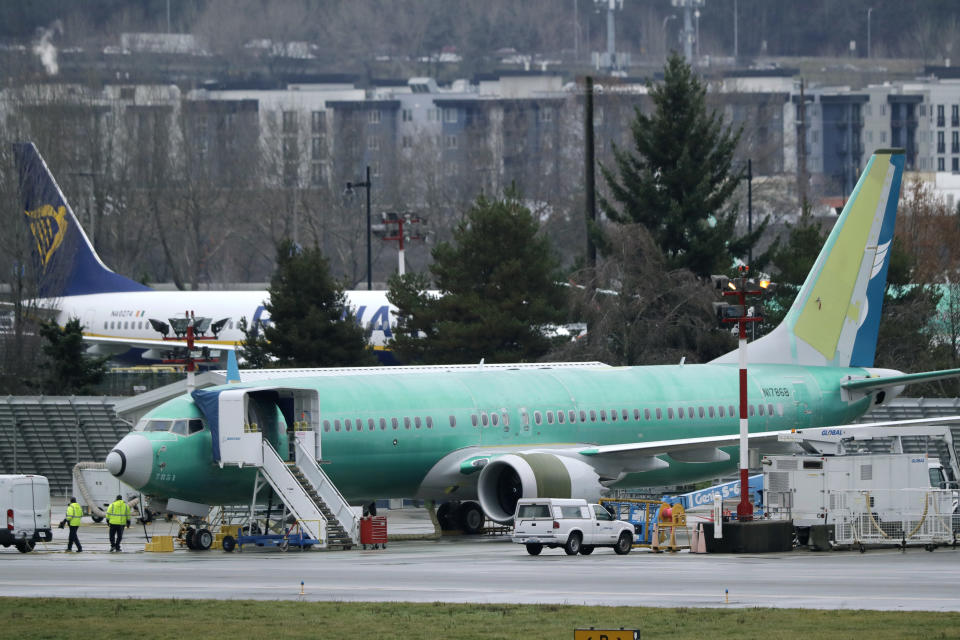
(2, 597, 960, 639)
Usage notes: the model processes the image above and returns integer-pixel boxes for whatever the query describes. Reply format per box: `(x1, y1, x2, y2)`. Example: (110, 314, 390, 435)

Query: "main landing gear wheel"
(221, 536, 237, 553)
(193, 528, 213, 551)
(185, 528, 197, 550)
(564, 532, 582, 556)
(614, 532, 633, 555)
(458, 501, 485, 535)
(437, 502, 457, 531)
(525, 543, 543, 555)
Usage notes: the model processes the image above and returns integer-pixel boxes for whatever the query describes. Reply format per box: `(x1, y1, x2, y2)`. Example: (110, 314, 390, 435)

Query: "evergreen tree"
(600, 52, 766, 278)
(252, 240, 377, 368)
(39, 318, 108, 394)
(237, 316, 273, 369)
(388, 193, 567, 364)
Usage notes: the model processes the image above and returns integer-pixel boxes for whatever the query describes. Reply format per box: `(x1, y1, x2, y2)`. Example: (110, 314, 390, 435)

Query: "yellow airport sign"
(573, 629, 639, 640)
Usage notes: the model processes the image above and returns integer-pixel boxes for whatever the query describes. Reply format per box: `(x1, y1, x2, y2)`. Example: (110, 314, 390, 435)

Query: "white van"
(0, 475, 52, 553)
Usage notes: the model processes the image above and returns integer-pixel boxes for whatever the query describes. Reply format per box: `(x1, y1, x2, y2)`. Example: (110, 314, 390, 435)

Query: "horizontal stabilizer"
(840, 367, 960, 392)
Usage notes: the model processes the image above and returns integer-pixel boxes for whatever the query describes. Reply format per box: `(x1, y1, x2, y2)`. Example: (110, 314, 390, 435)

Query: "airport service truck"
(0, 474, 52, 553)
(512, 498, 635, 556)
(763, 453, 955, 546)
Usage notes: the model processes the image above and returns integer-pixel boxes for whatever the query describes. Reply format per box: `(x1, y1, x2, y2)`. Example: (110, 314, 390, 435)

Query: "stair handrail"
(294, 440, 359, 543)
(260, 441, 327, 545)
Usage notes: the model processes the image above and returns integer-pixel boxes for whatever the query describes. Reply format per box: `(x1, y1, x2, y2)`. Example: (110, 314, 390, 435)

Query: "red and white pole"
(736, 306, 752, 521)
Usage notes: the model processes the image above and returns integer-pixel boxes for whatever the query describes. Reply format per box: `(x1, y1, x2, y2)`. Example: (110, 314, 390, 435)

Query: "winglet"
(226, 350, 241, 383)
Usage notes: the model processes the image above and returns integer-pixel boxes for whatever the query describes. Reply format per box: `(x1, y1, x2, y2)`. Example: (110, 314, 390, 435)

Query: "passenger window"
(324, 420, 331, 432)
(449, 415, 456, 428)
(557, 411, 565, 424)
(599, 410, 606, 422)
(170, 420, 188, 435)
(481, 413, 489, 427)
(356, 420, 363, 431)
(103, 322, 107, 329)
(471, 414, 479, 427)
(534, 411, 542, 425)
(769, 403, 776, 416)
(345, 418, 352, 430)
(688, 407, 694, 418)
(415, 416, 422, 429)
(521, 410, 529, 426)
(729, 405, 736, 417)
(391, 417, 398, 430)
(656, 408, 662, 420)
(708, 406, 715, 418)
(719, 405, 725, 417)
(589, 410, 596, 422)
(491, 413, 499, 426)
(776, 404, 783, 416)
(380, 418, 387, 430)
(368, 418, 375, 430)
(580, 410, 587, 422)
(546, 411, 554, 424)
(668, 408, 674, 419)
(609, 409, 616, 421)
(758, 404, 765, 416)
(677, 407, 684, 419)
(188, 419, 204, 434)
(335, 420, 341, 432)
(748, 405, 755, 417)
(698, 407, 705, 418)
(568, 410, 576, 423)
(426, 416, 433, 429)
(644, 408, 651, 420)
(404, 417, 411, 429)
(502, 412, 510, 427)
(622, 409, 629, 421)
(634, 409, 640, 420)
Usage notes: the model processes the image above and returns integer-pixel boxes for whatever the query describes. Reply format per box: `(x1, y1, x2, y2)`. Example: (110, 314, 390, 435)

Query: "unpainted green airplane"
(104, 148, 960, 530)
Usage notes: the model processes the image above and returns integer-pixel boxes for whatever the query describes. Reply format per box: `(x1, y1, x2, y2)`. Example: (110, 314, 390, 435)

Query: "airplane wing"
(82, 334, 237, 353)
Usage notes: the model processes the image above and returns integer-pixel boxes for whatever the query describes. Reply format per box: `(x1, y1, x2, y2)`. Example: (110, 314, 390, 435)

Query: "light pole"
(662, 14, 677, 55)
(695, 9, 700, 60)
(346, 166, 373, 290)
(867, 7, 873, 59)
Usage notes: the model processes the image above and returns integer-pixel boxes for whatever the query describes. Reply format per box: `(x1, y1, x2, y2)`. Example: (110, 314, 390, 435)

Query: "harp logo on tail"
(25, 204, 68, 268)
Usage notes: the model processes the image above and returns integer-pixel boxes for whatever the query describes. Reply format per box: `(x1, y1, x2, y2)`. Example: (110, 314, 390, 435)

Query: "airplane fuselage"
(40, 289, 396, 355)
(126, 362, 882, 506)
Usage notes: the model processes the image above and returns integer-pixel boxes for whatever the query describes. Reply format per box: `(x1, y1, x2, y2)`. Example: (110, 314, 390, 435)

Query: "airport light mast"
(713, 266, 775, 521)
(378, 211, 427, 275)
(149, 311, 228, 391)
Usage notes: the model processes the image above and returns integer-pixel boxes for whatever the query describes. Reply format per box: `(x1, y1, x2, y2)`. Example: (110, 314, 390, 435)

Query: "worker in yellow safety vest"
(105, 495, 131, 553)
(64, 496, 83, 552)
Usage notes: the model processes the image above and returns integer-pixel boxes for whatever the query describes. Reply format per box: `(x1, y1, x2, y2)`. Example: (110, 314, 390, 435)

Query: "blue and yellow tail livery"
(14, 142, 150, 298)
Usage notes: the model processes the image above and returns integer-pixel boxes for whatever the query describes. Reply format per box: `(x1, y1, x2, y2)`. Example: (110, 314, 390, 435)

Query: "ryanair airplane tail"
(714, 148, 905, 368)
(14, 142, 151, 299)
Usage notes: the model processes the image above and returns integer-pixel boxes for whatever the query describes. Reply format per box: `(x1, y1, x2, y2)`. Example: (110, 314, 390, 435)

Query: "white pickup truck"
(512, 498, 635, 556)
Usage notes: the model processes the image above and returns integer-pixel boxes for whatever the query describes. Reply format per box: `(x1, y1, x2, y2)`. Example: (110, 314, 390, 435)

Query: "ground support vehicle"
(512, 498, 635, 556)
(0, 475, 52, 553)
(765, 453, 957, 549)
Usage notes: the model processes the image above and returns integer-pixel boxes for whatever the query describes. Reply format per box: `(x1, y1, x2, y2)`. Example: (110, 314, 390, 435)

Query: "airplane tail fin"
(13, 142, 151, 298)
(713, 148, 905, 368)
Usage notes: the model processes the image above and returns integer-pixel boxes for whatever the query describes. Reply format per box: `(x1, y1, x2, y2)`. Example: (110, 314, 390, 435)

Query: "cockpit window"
(143, 418, 206, 435)
(145, 420, 173, 432)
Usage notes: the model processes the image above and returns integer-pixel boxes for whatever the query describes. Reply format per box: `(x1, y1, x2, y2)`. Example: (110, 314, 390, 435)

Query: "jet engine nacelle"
(476, 453, 605, 523)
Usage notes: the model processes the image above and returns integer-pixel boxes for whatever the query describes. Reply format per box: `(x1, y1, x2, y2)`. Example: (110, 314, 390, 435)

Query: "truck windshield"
(930, 467, 947, 489)
(517, 504, 550, 519)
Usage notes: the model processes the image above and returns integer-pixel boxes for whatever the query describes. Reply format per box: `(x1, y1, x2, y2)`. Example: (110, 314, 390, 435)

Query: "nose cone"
(105, 433, 153, 489)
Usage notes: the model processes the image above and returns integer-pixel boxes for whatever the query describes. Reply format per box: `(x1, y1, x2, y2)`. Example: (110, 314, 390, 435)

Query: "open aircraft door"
(191, 386, 321, 467)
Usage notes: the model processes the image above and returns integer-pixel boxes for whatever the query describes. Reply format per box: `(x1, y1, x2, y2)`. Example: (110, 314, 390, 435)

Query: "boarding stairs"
(207, 386, 360, 550)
